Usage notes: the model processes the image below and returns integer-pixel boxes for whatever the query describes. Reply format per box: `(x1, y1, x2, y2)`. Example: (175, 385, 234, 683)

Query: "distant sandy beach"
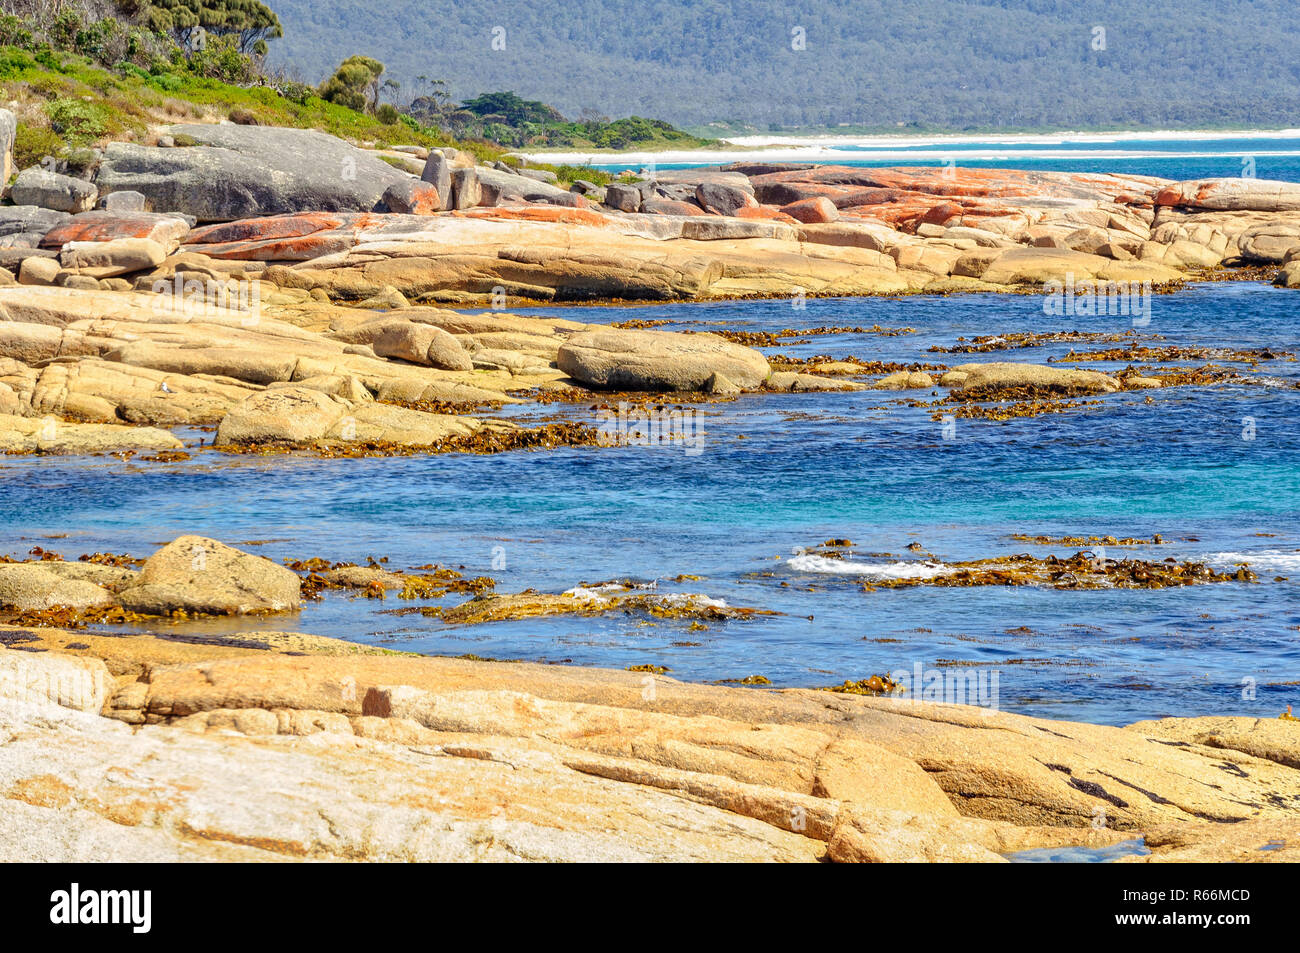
(527, 128, 1300, 169)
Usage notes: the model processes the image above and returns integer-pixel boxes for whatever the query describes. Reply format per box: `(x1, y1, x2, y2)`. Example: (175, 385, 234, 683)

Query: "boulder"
(951, 247, 1004, 279)
(943, 225, 1013, 248)
(214, 386, 481, 447)
(336, 318, 473, 371)
(780, 197, 839, 224)
(59, 238, 167, 278)
(1161, 239, 1222, 270)
(766, 371, 866, 392)
(1155, 178, 1300, 212)
(978, 246, 1136, 285)
(516, 168, 559, 184)
(641, 197, 705, 216)
(38, 210, 191, 251)
(214, 387, 346, 446)
(695, 181, 759, 216)
(58, 274, 101, 291)
(382, 179, 442, 215)
(97, 190, 148, 212)
(874, 371, 935, 390)
(17, 257, 60, 286)
(476, 167, 575, 205)
(10, 168, 97, 214)
(0, 206, 71, 249)
(1236, 223, 1300, 263)
(655, 169, 754, 192)
(119, 536, 302, 616)
(354, 285, 411, 310)
(451, 167, 482, 210)
(0, 564, 117, 611)
(1273, 261, 1300, 289)
(420, 152, 452, 209)
(797, 221, 896, 252)
(679, 218, 798, 241)
(0, 108, 14, 183)
(96, 125, 412, 222)
(604, 183, 642, 213)
(557, 328, 770, 391)
(941, 362, 1121, 395)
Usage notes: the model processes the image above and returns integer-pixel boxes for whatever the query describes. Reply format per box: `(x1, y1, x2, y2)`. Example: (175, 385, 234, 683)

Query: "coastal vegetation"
(266, 0, 1300, 132)
(0, 0, 703, 186)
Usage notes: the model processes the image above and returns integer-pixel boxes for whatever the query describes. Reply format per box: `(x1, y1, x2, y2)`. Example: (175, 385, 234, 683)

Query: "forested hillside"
(267, 0, 1300, 130)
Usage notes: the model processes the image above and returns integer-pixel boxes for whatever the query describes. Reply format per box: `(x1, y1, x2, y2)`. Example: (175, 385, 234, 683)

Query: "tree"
(143, 0, 282, 56)
(318, 55, 385, 112)
(460, 91, 563, 125)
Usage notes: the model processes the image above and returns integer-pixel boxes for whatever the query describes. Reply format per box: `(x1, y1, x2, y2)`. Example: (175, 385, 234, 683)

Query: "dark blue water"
(586, 132, 1300, 183)
(1, 282, 1297, 725)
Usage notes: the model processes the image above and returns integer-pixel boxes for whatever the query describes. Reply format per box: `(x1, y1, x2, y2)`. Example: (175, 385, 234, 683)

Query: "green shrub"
(185, 34, 253, 83)
(64, 146, 99, 175)
(277, 79, 313, 105)
(13, 123, 65, 170)
(0, 47, 34, 78)
(149, 71, 183, 92)
(48, 10, 82, 51)
(116, 61, 150, 81)
(0, 15, 34, 50)
(44, 97, 110, 143)
(375, 102, 399, 125)
(34, 48, 62, 71)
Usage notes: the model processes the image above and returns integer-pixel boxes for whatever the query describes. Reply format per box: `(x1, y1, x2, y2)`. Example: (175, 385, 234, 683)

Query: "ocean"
(552, 130, 1300, 184)
(3, 280, 1296, 726)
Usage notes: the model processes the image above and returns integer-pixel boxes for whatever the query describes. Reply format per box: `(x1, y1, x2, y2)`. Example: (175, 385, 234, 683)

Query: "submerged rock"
(874, 371, 936, 390)
(941, 362, 1121, 396)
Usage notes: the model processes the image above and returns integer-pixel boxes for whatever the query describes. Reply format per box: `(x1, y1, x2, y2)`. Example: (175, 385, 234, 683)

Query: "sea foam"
(787, 553, 951, 580)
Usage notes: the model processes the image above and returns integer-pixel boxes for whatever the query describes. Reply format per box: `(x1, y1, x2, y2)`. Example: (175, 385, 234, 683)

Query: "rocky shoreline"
(3, 113, 1299, 863)
(0, 534, 1296, 862)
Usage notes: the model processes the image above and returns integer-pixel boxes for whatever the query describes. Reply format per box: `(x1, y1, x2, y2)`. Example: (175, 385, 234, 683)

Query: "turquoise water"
(1, 282, 1297, 725)
(590, 132, 1300, 183)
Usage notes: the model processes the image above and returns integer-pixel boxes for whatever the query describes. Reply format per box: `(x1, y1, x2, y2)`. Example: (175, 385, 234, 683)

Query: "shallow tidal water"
(1, 282, 1297, 726)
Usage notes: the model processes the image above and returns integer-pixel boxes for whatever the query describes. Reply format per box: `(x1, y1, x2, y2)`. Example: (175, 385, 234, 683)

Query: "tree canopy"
(143, 0, 282, 54)
(318, 54, 385, 112)
(266, 0, 1300, 130)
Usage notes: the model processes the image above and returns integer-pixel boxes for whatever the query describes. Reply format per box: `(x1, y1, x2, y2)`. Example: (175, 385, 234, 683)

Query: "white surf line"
(527, 129, 1300, 168)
